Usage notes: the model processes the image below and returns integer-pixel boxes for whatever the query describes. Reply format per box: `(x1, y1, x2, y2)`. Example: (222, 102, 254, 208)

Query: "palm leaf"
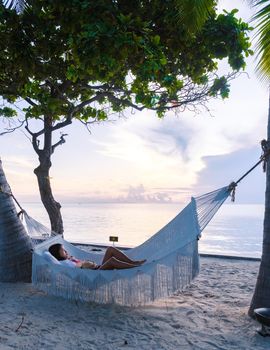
(3, 0, 27, 13)
(174, 0, 216, 33)
(250, 0, 270, 81)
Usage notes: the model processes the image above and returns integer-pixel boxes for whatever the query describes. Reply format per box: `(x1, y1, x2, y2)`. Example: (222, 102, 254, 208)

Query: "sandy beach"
(0, 256, 269, 350)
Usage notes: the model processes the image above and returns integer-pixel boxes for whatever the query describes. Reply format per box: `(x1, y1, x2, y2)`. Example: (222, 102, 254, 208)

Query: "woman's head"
(48, 244, 68, 261)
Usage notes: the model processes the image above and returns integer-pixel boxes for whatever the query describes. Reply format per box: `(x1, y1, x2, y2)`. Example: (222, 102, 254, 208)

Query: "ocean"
(22, 202, 264, 259)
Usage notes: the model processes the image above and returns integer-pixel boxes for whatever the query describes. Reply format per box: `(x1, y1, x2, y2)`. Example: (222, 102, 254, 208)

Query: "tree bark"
(34, 156, 63, 235)
(249, 90, 270, 316)
(33, 115, 64, 235)
(0, 159, 32, 282)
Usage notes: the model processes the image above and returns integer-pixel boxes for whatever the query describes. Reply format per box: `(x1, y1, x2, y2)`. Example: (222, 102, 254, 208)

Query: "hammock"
(27, 185, 231, 306)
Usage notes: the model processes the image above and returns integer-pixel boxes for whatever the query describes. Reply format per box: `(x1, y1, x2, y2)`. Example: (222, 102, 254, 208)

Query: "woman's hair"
(49, 243, 66, 261)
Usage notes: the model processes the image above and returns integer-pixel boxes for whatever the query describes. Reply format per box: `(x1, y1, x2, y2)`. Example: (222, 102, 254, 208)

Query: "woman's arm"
(75, 261, 83, 268)
(76, 260, 99, 269)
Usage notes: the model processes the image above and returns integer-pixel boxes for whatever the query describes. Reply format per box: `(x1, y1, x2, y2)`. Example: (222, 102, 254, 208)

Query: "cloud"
(195, 145, 265, 203)
(0, 156, 38, 196)
(117, 184, 172, 203)
(3, 156, 34, 170)
(91, 62, 268, 203)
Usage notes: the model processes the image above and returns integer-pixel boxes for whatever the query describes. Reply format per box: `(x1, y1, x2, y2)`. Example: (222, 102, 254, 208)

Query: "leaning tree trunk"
(249, 90, 270, 316)
(0, 159, 32, 282)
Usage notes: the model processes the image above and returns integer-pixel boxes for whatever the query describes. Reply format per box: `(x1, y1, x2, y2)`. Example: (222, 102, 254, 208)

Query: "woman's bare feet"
(133, 259, 147, 266)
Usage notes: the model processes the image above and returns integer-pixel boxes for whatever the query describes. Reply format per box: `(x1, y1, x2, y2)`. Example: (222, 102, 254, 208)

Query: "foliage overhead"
(0, 0, 252, 123)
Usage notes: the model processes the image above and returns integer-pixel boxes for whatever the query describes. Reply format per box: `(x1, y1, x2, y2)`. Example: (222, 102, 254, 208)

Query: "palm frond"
(3, 0, 27, 13)
(251, 0, 270, 81)
(174, 0, 216, 33)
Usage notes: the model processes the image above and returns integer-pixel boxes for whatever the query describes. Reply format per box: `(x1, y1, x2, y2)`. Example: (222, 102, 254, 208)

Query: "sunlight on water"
(23, 202, 264, 258)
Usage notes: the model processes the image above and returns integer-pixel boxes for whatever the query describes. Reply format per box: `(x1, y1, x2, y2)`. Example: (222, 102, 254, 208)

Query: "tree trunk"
(34, 156, 63, 235)
(0, 159, 32, 282)
(33, 115, 64, 235)
(249, 90, 270, 316)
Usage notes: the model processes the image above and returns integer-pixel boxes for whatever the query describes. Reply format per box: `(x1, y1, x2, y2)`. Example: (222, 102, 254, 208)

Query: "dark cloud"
(194, 145, 265, 203)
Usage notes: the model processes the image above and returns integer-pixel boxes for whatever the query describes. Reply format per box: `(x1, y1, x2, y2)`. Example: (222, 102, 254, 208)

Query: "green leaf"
(153, 35, 160, 45)
(0, 107, 17, 118)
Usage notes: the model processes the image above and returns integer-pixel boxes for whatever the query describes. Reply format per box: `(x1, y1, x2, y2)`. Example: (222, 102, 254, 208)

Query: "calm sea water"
(22, 202, 264, 258)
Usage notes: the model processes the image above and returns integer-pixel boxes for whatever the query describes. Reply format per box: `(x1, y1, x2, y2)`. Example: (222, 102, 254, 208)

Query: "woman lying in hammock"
(49, 243, 146, 270)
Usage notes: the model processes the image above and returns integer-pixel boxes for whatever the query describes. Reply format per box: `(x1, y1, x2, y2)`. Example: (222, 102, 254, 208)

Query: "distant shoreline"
(199, 253, 260, 261)
(21, 201, 265, 205)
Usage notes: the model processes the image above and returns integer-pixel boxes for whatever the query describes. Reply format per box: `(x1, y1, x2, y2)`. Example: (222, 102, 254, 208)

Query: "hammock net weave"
(28, 186, 231, 306)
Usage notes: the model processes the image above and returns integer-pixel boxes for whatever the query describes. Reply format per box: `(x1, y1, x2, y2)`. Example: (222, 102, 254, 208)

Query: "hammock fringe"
(29, 186, 230, 306)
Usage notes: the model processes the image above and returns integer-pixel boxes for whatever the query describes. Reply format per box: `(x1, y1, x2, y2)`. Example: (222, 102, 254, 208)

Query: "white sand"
(0, 256, 269, 350)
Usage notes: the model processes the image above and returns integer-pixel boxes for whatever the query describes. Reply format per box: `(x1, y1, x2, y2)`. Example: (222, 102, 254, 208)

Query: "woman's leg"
(101, 247, 145, 265)
(99, 257, 139, 270)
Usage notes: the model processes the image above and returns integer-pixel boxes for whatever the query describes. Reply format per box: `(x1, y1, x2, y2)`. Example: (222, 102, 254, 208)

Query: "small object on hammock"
(254, 308, 270, 337)
(91, 248, 102, 252)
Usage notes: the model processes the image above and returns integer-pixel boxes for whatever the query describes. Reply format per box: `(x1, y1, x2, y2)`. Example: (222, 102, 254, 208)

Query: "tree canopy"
(0, 0, 253, 235)
(0, 0, 252, 124)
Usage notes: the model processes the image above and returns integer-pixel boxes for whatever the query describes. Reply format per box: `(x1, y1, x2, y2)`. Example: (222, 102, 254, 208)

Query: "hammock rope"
(226, 139, 270, 202)
(0, 185, 24, 211)
(0, 186, 59, 241)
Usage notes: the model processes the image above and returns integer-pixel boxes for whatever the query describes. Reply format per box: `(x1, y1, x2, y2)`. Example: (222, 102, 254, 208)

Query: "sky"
(0, 0, 269, 205)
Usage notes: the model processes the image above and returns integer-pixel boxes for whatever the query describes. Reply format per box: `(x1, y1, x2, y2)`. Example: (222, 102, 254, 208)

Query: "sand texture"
(0, 257, 269, 350)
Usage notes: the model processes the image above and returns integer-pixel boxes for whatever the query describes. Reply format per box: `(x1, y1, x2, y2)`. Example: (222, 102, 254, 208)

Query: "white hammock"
(29, 186, 230, 306)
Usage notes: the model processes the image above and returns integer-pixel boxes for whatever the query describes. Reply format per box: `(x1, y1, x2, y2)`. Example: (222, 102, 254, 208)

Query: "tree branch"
(71, 94, 106, 115)
(45, 79, 73, 107)
(24, 97, 38, 107)
(104, 92, 145, 111)
(52, 133, 68, 153)
(51, 116, 73, 132)
(25, 119, 41, 155)
(0, 119, 25, 136)
(78, 118, 102, 134)
(24, 118, 34, 136)
(31, 134, 41, 154)
(79, 83, 110, 91)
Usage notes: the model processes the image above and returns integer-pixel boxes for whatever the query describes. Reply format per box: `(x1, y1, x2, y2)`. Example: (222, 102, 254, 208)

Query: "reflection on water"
(23, 202, 264, 258)
(201, 204, 263, 258)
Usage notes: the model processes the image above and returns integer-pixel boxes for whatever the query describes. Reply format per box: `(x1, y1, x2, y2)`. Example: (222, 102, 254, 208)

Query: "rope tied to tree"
(228, 182, 237, 202)
(0, 185, 25, 213)
(0, 185, 59, 240)
(228, 139, 270, 202)
(261, 139, 270, 172)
